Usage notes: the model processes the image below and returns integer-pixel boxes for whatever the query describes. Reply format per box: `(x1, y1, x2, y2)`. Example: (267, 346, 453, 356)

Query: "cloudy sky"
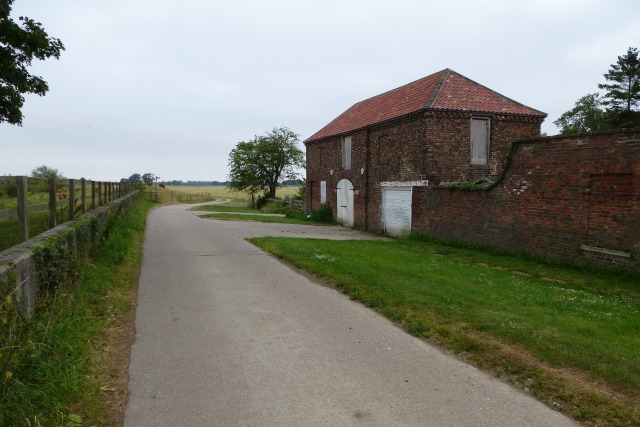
(2, 0, 639, 182)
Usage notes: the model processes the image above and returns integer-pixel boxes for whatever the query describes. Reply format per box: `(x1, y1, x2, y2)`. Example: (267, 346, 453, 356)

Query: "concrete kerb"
(0, 191, 140, 317)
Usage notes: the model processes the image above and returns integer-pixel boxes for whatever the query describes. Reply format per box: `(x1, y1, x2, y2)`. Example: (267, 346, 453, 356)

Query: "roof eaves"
(450, 71, 548, 117)
(427, 107, 547, 118)
(304, 110, 427, 144)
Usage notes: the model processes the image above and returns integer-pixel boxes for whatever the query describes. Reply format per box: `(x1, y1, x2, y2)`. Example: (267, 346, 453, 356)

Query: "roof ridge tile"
(424, 69, 449, 109)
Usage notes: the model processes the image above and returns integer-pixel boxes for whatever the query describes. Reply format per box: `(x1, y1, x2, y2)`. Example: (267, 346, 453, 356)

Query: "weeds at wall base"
(407, 231, 639, 280)
(0, 195, 148, 426)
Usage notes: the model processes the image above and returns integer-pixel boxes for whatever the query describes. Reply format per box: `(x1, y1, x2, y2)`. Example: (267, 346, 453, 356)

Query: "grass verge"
(249, 236, 640, 426)
(0, 199, 152, 426)
(200, 213, 331, 225)
(188, 205, 258, 213)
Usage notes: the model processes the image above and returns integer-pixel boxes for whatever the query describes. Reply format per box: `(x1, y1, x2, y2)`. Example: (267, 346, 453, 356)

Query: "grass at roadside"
(191, 199, 334, 226)
(249, 236, 640, 426)
(0, 199, 152, 426)
(200, 213, 331, 226)
(188, 205, 258, 213)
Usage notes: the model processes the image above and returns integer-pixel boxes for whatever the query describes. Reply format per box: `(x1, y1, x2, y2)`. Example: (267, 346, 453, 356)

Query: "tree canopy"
(553, 93, 606, 135)
(227, 127, 305, 198)
(30, 164, 63, 179)
(0, 0, 65, 125)
(125, 173, 142, 184)
(556, 47, 640, 135)
(141, 173, 155, 185)
(598, 47, 640, 114)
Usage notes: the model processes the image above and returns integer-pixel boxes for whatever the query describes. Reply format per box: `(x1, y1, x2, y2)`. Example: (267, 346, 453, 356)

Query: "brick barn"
(304, 68, 546, 235)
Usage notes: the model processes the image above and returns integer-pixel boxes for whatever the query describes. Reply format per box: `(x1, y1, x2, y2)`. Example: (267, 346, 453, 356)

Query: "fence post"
(48, 178, 57, 229)
(98, 182, 102, 206)
(16, 176, 28, 243)
(68, 179, 75, 221)
(81, 178, 86, 214)
(91, 180, 96, 210)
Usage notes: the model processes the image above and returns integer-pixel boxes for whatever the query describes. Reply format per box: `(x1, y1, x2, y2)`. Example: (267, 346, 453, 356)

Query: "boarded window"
(342, 136, 352, 170)
(320, 181, 326, 203)
(470, 118, 490, 165)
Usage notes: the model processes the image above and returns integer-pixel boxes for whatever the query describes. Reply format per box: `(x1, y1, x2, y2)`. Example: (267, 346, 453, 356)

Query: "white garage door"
(382, 187, 412, 235)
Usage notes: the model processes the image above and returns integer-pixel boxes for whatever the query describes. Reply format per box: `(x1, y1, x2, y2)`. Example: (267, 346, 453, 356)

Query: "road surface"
(124, 203, 577, 426)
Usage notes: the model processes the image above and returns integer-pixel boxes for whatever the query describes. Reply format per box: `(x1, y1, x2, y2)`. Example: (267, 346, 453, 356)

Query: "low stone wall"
(0, 191, 140, 316)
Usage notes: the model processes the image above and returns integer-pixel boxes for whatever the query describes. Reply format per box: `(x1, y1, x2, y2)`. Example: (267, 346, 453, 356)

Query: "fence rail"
(0, 176, 135, 249)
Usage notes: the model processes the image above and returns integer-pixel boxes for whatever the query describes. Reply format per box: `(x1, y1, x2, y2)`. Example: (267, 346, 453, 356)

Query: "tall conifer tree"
(598, 47, 640, 128)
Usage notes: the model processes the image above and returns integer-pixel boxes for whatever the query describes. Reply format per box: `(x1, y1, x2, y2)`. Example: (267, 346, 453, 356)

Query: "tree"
(553, 93, 607, 135)
(598, 47, 640, 114)
(31, 164, 63, 179)
(0, 0, 65, 125)
(141, 173, 155, 185)
(597, 47, 640, 128)
(228, 127, 305, 199)
(127, 173, 142, 184)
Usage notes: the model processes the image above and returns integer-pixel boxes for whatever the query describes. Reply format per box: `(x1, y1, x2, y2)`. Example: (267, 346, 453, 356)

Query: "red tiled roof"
(305, 69, 546, 143)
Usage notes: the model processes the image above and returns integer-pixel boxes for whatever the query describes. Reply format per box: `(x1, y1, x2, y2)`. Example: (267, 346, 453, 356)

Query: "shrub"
(294, 185, 305, 200)
(255, 195, 271, 210)
(309, 203, 333, 223)
(260, 198, 287, 213)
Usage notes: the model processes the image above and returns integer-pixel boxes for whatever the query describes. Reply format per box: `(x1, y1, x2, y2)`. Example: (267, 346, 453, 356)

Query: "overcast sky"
(2, 0, 639, 182)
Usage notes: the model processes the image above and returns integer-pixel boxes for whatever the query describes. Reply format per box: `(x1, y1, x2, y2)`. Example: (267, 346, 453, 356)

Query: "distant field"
(166, 186, 301, 203)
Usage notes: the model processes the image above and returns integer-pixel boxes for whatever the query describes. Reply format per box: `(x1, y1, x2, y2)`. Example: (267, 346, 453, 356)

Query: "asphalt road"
(124, 203, 577, 426)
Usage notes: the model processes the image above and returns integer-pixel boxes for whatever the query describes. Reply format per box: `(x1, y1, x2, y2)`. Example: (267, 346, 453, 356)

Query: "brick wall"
(412, 130, 640, 269)
(305, 111, 542, 230)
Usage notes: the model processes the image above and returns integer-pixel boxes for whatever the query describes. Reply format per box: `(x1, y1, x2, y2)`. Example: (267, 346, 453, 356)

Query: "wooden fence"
(0, 176, 135, 247)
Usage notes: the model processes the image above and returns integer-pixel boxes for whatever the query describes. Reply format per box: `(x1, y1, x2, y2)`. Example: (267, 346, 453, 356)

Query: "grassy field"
(249, 236, 640, 426)
(166, 185, 301, 204)
(0, 206, 81, 252)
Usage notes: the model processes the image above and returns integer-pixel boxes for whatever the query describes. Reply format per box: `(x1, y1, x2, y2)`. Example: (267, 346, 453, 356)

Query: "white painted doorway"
(336, 179, 354, 227)
(382, 187, 412, 235)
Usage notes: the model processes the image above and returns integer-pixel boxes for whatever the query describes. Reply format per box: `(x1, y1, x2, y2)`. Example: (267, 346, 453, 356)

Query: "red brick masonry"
(412, 130, 640, 269)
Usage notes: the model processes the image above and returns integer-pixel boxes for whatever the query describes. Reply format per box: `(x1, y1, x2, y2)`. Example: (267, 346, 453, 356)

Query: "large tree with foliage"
(31, 164, 63, 179)
(228, 127, 305, 198)
(0, 0, 65, 125)
(553, 93, 606, 135)
(598, 47, 640, 114)
(142, 173, 155, 185)
(598, 47, 640, 128)
(126, 173, 142, 184)
(555, 47, 640, 134)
